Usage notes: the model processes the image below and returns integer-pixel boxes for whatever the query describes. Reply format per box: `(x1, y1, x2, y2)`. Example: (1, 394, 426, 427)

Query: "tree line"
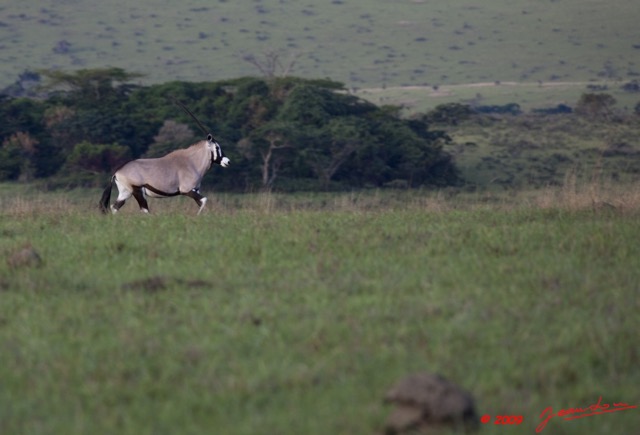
(0, 68, 459, 191)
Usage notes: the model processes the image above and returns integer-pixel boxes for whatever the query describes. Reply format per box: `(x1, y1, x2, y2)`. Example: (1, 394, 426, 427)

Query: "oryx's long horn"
(173, 100, 211, 138)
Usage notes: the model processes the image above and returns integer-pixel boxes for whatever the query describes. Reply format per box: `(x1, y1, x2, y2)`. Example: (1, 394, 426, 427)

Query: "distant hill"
(1, 0, 639, 92)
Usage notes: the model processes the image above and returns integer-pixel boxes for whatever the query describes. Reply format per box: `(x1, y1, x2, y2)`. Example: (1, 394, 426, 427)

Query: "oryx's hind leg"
(111, 178, 133, 214)
(184, 189, 207, 215)
(132, 187, 150, 213)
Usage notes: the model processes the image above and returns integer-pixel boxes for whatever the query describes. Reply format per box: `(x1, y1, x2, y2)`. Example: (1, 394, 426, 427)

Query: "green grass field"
(1, 185, 638, 434)
(440, 113, 640, 190)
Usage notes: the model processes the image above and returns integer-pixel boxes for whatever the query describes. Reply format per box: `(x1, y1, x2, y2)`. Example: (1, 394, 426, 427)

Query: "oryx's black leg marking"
(184, 189, 204, 206)
(132, 187, 150, 213)
(112, 199, 126, 212)
(183, 189, 207, 215)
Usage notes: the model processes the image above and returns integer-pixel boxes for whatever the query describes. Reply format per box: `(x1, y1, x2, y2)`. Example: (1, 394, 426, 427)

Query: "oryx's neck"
(184, 140, 212, 176)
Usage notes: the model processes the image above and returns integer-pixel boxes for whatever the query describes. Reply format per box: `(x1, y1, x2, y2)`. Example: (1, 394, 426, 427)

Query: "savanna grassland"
(357, 81, 640, 117)
(2, 0, 640, 110)
(1, 184, 639, 434)
(2, 1, 639, 433)
(440, 113, 640, 189)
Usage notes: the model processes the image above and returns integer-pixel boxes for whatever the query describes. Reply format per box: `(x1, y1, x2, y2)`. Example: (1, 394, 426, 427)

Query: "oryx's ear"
(207, 134, 213, 142)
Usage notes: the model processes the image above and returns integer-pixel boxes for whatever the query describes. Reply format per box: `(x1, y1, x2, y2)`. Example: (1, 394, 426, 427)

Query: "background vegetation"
(0, 70, 458, 190)
(431, 102, 640, 190)
(1, 68, 639, 193)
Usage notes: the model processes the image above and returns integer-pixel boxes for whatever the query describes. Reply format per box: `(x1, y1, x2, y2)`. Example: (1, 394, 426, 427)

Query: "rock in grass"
(7, 244, 43, 269)
(121, 276, 213, 293)
(384, 372, 479, 434)
(121, 276, 169, 293)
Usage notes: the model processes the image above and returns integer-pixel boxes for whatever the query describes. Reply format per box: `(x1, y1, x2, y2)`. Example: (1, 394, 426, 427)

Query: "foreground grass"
(1, 187, 639, 434)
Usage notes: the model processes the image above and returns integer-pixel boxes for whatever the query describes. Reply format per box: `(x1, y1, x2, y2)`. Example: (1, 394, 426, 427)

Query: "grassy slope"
(356, 81, 640, 115)
(1, 188, 639, 434)
(2, 0, 640, 108)
(440, 114, 640, 189)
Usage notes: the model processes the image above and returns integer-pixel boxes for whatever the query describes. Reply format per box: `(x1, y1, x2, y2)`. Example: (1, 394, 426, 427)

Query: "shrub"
(575, 93, 616, 120)
(621, 80, 640, 93)
(532, 104, 573, 115)
(474, 103, 522, 115)
(424, 103, 474, 125)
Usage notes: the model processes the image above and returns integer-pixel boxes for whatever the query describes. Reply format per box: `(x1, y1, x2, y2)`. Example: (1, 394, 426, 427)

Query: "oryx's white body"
(99, 135, 230, 215)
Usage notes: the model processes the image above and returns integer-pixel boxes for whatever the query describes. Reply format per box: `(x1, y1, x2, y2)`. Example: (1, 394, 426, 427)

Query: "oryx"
(99, 102, 230, 215)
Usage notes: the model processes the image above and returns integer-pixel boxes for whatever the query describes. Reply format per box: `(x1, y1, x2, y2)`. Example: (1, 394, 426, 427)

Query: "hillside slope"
(1, 0, 639, 91)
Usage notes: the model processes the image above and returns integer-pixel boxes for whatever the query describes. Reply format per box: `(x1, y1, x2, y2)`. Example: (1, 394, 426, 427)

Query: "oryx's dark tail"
(99, 175, 115, 214)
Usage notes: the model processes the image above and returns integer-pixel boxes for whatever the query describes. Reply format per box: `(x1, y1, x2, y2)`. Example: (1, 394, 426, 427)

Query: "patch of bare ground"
(360, 81, 601, 94)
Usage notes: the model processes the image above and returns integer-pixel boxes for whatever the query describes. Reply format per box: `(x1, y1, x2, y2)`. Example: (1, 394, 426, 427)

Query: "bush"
(474, 103, 522, 115)
(424, 103, 474, 125)
(621, 80, 640, 93)
(532, 104, 573, 115)
(575, 93, 616, 119)
(0, 141, 22, 180)
(53, 142, 131, 187)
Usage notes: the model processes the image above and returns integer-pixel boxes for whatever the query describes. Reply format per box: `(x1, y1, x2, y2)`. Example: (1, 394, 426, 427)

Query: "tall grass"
(1, 184, 639, 434)
(2, 179, 639, 217)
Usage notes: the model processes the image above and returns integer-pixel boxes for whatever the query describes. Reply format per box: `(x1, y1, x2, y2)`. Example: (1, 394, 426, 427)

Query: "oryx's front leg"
(183, 188, 207, 215)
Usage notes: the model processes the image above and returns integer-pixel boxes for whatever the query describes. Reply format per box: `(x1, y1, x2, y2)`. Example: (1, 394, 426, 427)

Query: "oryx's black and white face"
(207, 134, 230, 168)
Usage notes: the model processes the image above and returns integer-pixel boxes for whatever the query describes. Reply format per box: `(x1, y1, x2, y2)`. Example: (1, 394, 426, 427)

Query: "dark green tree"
(144, 120, 195, 158)
(64, 141, 131, 173)
(0, 72, 459, 190)
(237, 121, 297, 188)
(295, 117, 373, 189)
(59, 141, 131, 186)
(0, 96, 56, 178)
(39, 68, 143, 106)
(0, 138, 22, 180)
(2, 132, 39, 181)
(0, 96, 46, 140)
